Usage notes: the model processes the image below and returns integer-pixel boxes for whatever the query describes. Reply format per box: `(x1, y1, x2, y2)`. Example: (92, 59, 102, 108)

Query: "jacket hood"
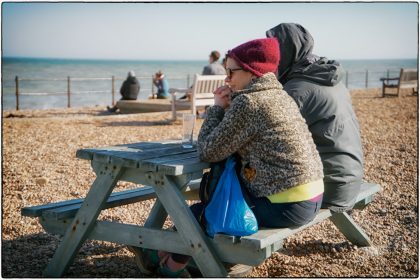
(127, 76, 138, 84)
(266, 23, 343, 86)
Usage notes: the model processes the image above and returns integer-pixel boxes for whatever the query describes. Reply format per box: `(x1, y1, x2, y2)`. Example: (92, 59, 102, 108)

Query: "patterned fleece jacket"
(197, 72, 323, 198)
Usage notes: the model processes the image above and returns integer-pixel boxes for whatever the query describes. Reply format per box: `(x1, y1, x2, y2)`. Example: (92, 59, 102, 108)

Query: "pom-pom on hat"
(227, 38, 280, 77)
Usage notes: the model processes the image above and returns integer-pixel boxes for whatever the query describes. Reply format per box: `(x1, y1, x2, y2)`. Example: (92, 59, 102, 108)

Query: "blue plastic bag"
(204, 156, 258, 237)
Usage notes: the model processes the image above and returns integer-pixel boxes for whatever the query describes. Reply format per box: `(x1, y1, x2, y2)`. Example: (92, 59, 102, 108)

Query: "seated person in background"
(153, 70, 170, 99)
(128, 38, 324, 277)
(202, 50, 227, 75)
(107, 70, 140, 113)
(266, 23, 364, 212)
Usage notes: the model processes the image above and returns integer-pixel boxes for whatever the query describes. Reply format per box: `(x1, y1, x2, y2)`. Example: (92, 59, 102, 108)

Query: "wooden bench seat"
(380, 68, 418, 97)
(215, 182, 380, 250)
(22, 181, 380, 267)
(21, 180, 201, 220)
(22, 187, 156, 220)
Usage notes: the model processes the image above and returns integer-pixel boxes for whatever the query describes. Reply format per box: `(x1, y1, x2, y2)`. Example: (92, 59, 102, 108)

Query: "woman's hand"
(213, 85, 232, 109)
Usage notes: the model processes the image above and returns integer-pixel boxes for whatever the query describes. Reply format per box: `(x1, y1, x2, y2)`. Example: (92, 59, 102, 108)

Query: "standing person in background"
(153, 70, 170, 99)
(266, 23, 364, 212)
(107, 70, 140, 113)
(202, 50, 227, 75)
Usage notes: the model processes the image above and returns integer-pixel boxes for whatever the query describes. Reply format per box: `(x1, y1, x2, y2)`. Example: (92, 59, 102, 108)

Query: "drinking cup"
(182, 113, 196, 148)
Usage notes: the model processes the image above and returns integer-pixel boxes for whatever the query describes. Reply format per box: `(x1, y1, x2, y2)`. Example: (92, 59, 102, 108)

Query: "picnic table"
(22, 140, 381, 277)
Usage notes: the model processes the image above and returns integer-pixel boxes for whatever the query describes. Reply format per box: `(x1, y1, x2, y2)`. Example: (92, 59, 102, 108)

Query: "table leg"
(152, 173, 227, 277)
(144, 200, 168, 229)
(43, 163, 123, 277)
(143, 175, 190, 229)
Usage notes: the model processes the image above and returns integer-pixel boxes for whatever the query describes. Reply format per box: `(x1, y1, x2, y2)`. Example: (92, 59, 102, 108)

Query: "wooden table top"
(76, 140, 209, 176)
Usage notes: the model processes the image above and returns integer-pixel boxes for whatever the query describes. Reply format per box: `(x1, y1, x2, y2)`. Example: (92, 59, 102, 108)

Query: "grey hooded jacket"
(267, 23, 364, 211)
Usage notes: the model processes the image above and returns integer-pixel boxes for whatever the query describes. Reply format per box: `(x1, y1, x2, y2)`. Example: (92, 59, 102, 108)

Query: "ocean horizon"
(2, 56, 418, 110)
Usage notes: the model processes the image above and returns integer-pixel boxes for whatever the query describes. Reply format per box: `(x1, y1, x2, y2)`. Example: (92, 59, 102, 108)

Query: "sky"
(2, 2, 418, 60)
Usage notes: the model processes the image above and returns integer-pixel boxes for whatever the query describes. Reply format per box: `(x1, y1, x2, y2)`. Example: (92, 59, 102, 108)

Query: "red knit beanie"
(227, 38, 280, 77)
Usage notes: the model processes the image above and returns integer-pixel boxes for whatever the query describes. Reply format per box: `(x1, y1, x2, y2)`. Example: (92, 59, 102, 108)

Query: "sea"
(2, 57, 418, 110)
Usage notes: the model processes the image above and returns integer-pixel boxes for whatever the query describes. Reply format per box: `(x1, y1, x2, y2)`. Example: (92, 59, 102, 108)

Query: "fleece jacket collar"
(230, 72, 282, 101)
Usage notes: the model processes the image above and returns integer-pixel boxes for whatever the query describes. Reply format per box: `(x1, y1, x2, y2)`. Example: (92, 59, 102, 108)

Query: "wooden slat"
(22, 188, 143, 218)
(140, 150, 199, 170)
(77, 142, 199, 173)
(43, 187, 156, 220)
(143, 150, 198, 164)
(195, 92, 215, 99)
(79, 144, 157, 157)
(137, 149, 200, 172)
(156, 156, 210, 175)
(215, 209, 332, 250)
(77, 141, 182, 162)
(23, 179, 202, 219)
(195, 98, 215, 106)
(355, 182, 381, 202)
(124, 140, 180, 149)
(40, 219, 269, 266)
(92, 151, 138, 168)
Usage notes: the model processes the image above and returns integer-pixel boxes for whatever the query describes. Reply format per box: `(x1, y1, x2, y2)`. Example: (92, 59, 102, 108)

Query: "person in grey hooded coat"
(266, 23, 364, 212)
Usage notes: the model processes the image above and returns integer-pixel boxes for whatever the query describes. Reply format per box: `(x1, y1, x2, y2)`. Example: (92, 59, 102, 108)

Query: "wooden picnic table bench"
(21, 140, 381, 277)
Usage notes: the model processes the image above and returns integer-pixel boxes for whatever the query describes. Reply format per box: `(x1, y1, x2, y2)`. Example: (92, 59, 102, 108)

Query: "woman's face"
(225, 57, 254, 92)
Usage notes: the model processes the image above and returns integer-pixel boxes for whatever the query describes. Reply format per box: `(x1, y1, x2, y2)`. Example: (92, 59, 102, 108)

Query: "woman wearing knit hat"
(128, 38, 324, 277)
(198, 37, 324, 228)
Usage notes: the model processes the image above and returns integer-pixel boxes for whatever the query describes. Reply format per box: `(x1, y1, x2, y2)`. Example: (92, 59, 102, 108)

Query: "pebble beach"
(2, 88, 418, 277)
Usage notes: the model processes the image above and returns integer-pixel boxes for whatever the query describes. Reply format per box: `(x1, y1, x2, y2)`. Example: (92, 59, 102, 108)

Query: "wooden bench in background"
(380, 68, 418, 97)
(22, 181, 381, 268)
(170, 74, 226, 120)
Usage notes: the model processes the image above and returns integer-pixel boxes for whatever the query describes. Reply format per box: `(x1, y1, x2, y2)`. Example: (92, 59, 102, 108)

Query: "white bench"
(170, 74, 226, 120)
(380, 68, 418, 97)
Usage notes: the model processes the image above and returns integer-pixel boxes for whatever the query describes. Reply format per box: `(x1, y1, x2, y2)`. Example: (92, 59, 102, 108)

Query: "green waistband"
(267, 179, 324, 203)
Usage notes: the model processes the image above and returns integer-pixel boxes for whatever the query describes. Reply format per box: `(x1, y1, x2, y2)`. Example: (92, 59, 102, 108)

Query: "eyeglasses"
(225, 67, 243, 79)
